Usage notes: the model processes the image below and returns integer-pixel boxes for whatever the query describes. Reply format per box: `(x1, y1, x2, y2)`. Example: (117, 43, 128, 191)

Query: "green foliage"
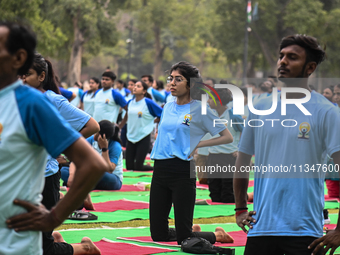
(0, 0, 67, 56)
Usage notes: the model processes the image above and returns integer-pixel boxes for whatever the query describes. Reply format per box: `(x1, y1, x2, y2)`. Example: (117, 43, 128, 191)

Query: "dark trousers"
(149, 158, 216, 245)
(244, 236, 323, 255)
(42, 171, 73, 255)
(207, 153, 236, 203)
(120, 124, 127, 148)
(126, 134, 153, 171)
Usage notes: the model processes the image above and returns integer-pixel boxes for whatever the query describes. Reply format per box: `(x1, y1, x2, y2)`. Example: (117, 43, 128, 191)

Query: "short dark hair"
(98, 120, 122, 145)
(215, 89, 233, 105)
(241, 87, 248, 98)
(334, 84, 340, 90)
(156, 80, 164, 90)
(141, 75, 154, 83)
(267, 75, 278, 83)
(129, 79, 138, 84)
(205, 78, 216, 84)
(279, 35, 325, 65)
(102, 71, 116, 81)
(0, 21, 37, 76)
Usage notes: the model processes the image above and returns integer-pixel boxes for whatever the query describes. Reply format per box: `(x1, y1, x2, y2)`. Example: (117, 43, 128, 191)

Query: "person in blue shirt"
(1, 21, 108, 255)
(234, 35, 340, 255)
(22, 52, 101, 255)
(68, 81, 84, 108)
(149, 61, 234, 245)
(61, 120, 123, 191)
(115, 79, 131, 97)
(80, 77, 101, 117)
(59, 86, 76, 102)
(141, 74, 166, 104)
(119, 81, 162, 171)
(207, 88, 243, 203)
(93, 71, 128, 123)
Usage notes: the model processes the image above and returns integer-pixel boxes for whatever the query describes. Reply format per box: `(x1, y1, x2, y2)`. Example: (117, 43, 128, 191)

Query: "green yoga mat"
(122, 177, 152, 185)
(90, 191, 151, 203)
(123, 171, 153, 177)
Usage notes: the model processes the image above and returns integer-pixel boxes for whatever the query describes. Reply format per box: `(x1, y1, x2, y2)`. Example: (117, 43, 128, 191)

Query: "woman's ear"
(39, 71, 46, 83)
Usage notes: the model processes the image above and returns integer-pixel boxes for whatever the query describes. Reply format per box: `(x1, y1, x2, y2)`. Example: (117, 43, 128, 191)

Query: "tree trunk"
(252, 28, 277, 73)
(198, 46, 206, 76)
(67, 10, 85, 87)
(153, 25, 166, 80)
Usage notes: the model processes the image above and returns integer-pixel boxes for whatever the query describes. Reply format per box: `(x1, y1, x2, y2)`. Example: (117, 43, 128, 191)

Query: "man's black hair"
(0, 21, 37, 76)
(141, 75, 154, 83)
(279, 35, 325, 65)
(102, 71, 116, 81)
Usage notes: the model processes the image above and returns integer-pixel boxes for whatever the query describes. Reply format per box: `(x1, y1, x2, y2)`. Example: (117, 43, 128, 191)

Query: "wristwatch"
(101, 148, 108, 152)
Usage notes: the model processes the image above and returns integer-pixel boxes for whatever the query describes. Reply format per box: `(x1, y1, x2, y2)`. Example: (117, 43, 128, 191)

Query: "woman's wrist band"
(101, 148, 108, 152)
(234, 207, 248, 211)
(235, 209, 248, 217)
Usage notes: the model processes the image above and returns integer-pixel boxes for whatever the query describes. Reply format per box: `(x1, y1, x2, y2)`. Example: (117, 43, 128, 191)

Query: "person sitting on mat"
(62, 120, 123, 191)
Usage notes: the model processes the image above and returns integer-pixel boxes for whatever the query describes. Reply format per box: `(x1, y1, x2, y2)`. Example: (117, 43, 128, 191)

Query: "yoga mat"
(90, 191, 150, 203)
(123, 177, 152, 185)
(325, 195, 340, 202)
(325, 201, 339, 210)
(94, 239, 177, 254)
(91, 199, 149, 212)
(123, 171, 153, 177)
(117, 230, 247, 247)
(91, 185, 144, 192)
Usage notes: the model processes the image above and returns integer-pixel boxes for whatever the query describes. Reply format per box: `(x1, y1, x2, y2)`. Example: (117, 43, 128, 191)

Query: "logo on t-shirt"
(138, 111, 143, 118)
(182, 114, 192, 126)
(105, 99, 110, 104)
(0, 123, 3, 144)
(298, 122, 310, 140)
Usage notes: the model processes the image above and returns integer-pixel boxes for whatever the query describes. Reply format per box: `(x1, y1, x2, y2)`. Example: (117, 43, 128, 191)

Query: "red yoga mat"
(117, 230, 247, 247)
(90, 199, 149, 212)
(93, 238, 177, 255)
(91, 185, 145, 192)
(324, 195, 339, 202)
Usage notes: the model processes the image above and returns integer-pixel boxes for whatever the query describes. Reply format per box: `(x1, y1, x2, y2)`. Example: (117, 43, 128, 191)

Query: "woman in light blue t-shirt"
(120, 81, 162, 171)
(149, 61, 234, 245)
(80, 77, 101, 116)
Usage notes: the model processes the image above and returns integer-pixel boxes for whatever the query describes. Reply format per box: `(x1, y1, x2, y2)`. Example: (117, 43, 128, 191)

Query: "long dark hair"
(99, 120, 122, 145)
(89, 77, 101, 98)
(32, 52, 60, 94)
(139, 81, 152, 99)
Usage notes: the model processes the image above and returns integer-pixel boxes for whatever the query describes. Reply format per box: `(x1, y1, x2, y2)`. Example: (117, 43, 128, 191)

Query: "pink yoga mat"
(94, 238, 177, 254)
(90, 200, 149, 212)
(117, 230, 247, 247)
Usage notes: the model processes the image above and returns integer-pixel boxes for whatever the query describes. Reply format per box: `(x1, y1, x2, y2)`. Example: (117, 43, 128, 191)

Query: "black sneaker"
(323, 209, 330, 224)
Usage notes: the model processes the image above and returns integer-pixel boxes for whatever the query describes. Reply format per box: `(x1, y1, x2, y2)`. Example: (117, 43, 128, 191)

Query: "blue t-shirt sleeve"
(108, 141, 122, 165)
(125, 88, 131, 96)
(59, 87, 73, 100)
(322, 107, 340, 156)
(86, 135, 94, 145)
(145, 98, 162, 118)
(45, 91, 91, 132)
(112, 90, 127, 108)
(15, 86, 81, 158)
(152, 88, 166, 103)
(78, 89, 84, 99)
(80, 91, 88, 103)
(238, 110, 255, 156)
(199, 106, 226, 137)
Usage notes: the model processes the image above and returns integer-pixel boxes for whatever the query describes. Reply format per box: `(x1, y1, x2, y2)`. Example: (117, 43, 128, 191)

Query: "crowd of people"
(1, 21, 340, 255)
